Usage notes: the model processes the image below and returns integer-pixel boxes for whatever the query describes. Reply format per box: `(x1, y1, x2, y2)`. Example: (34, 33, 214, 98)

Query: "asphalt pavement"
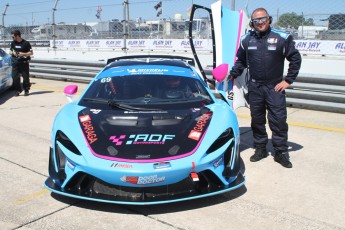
(0, 78, 344, 230)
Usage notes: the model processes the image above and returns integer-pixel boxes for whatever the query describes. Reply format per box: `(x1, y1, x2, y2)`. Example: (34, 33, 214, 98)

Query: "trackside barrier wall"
(3, 39, 345, 56)
(29, 58, 345, 114)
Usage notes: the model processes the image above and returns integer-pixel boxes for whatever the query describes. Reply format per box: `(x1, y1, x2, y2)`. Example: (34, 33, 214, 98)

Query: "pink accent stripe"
(84, 129, 208, 163)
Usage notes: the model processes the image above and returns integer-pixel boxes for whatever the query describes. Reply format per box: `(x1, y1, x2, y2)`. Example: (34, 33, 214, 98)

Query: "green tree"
(277, 12, 314, 29)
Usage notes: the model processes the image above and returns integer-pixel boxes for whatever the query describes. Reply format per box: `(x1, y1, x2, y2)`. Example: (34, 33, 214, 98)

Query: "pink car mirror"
(64, 85, 78, 102)
(64, 84, 78, 95)
(212, 64, 229, 82)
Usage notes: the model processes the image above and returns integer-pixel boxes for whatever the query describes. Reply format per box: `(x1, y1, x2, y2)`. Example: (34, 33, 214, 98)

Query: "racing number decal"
(101, 77, 111, 83)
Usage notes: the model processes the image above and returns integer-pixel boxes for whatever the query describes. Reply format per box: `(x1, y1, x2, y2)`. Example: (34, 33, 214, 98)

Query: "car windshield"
(78, 75, 213, 110)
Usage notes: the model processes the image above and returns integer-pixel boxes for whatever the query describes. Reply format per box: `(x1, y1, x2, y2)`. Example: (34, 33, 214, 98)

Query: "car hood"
(78, 107, 213, 162)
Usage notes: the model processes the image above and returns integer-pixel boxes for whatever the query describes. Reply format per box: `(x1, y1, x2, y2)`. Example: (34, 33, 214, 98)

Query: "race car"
(0, 48, 13, 94)
(44, 55, 245, 205)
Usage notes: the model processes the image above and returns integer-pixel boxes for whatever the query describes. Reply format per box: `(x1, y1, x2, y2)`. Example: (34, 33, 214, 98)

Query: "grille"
(63, 170, 226, 202)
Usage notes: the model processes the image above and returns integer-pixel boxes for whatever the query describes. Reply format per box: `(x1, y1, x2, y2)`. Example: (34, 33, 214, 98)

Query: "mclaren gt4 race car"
(44, 55, 245, 205)
(0, 48, 13, 94)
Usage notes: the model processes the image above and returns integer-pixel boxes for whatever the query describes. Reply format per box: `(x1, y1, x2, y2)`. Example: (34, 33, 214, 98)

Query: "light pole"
(122, 0, 129, 52)
(2, 3, 9, 48)
(52, 0, 59, 49)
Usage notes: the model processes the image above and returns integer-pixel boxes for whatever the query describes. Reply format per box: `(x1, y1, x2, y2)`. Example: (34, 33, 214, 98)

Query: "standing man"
(229, 8, 302, 168)
(10, 30, 33, 96)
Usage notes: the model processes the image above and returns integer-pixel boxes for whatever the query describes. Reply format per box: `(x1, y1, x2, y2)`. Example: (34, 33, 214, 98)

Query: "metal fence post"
(122, 0, 129, 52)
(52, 0, 59, 49)
(2, 3, 9, 48)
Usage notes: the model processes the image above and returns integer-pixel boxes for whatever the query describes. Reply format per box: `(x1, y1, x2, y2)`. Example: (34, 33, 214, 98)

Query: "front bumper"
(45, 132, 245, 205)
(44, 171, 245, 205)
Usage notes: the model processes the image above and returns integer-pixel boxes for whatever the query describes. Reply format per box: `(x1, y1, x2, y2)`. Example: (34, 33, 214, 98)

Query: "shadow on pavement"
(27, 90, 55, 96)
(0, 90, 16, 105)
(239, 126, 303, 159)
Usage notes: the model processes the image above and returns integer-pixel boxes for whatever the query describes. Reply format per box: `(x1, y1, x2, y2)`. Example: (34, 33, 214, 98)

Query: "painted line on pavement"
(16, 189, 49, 204)
(236, 114, 345, 133)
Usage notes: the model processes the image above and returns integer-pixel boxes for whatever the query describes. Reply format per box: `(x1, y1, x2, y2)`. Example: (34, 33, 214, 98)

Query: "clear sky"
(1, 0, 344, 26)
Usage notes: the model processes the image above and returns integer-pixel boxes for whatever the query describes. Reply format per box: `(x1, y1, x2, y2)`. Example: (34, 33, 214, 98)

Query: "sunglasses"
(252, 16, 269, 24)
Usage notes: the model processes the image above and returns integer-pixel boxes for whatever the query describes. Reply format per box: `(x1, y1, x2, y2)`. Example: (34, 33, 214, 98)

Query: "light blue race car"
(44, 55, 245, 205)
(0, 48, 13, 94)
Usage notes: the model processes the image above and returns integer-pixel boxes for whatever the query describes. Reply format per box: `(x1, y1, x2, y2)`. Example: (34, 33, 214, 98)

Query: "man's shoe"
(15, 90, 22, 96)
(250, 148, 268, 162)
(274, 152, 292, 168)
(24, 90, 29, 96)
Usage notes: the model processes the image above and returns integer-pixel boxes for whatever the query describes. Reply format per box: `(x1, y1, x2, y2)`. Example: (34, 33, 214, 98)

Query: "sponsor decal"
(90, 109, 101, 114)
(127, 68, 168, 75)
(153, 162, 171, 170)
(124, 110, 168, 114)
(106, 40, 122, 47)
(295, 41, 321, 50)
(180, 40, 203, 47)
(68, 40, 81, 47)
(191, 108, 201, 112)
(79, 115, 91, 123)
(212, 156, 223, 168)
(136, 154, 151, 159)
(188, 130, 202, 141)
(128, 40, 145, 47)
(267, 38, 278, 44)
(120, 175, 165, 185)
(100, 77, 111, 83)
(86, 40, 100, 47)
(153, 40, 173, 47)
(109, 134, 175, 145)
(66, 160, 75, 170)
(28, 40, 50, 47)
(110, 163, 133, 168)
(109, 135, 126, 146)
(53, 40, 64, 47)
(188, 113, 212, 141)
(79, 115, 98, 144)
(335, 43, 345, 50)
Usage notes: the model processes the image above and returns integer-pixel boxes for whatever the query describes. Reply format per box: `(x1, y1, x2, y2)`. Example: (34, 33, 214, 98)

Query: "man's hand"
(274, 80, 290, 92)
(10, 50, 17, 57)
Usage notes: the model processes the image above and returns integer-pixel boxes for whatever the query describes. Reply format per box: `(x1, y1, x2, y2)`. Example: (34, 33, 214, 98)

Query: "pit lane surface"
(1, 78, 345, 230)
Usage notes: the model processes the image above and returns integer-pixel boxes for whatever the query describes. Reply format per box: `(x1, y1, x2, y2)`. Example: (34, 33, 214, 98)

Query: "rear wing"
(106, 55, 195, 66)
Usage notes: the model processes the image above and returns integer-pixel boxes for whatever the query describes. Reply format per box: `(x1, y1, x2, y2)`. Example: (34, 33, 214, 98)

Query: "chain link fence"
(1, 1, 344, 53)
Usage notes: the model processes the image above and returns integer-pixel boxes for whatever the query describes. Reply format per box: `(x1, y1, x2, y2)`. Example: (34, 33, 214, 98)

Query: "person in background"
(10, 30, 33, 96)
(229, 8, 302, 168)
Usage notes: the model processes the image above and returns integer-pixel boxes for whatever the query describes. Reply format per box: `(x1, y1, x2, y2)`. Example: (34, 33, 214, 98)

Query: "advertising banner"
(49, 39, 345, 56)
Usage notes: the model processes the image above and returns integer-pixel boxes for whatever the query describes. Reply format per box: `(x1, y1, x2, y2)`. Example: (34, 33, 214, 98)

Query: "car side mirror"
(212, 63, 229, 82)
(64, 84, 78, 102)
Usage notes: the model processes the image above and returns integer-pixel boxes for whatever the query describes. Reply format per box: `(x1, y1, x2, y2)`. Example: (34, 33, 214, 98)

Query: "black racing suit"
(230, 27, 302, 153)
(10, 39, 32, 93)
